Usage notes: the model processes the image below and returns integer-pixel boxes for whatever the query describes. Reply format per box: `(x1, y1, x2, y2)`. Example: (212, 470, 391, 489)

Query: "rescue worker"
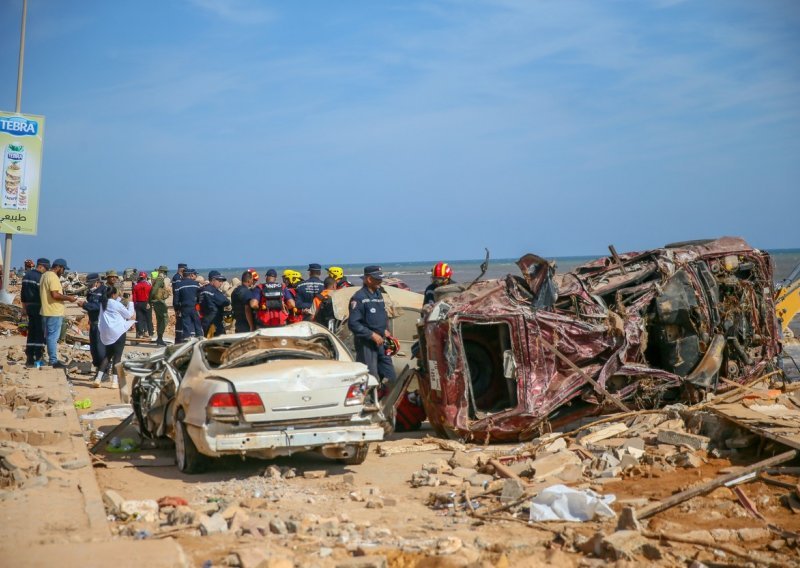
(21, 258, 49, 367)
(295, 263, 324, 320)
(149, 265, 170, 345)
(312, 277, 337, 330)
(132, 271, 153, 339)
(82, 273, 107, 369)
(348, 266, 396, 385)
(199, 271, 231, 337)
(328, 266, 352, 289)
(174, 268, 202, 342)
(231, 271, 259, 333)
(282, 270, 303, 324)
(172, 263, 187, 342)
(424, 262, 454, 306)
(255, 269, 288, 328)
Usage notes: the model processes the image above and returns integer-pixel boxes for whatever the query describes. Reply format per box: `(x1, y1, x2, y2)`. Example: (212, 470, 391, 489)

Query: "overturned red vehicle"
(418, 237, 780, 442)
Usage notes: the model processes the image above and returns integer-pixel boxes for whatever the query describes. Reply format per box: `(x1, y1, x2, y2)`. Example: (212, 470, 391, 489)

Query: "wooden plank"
(637, 450, 797, 520)
(709, 405, 800, 451)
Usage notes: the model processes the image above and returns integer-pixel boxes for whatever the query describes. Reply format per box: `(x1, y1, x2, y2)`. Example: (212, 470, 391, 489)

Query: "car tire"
(175, 409, 209, 474)
(340, 444, 370, 465)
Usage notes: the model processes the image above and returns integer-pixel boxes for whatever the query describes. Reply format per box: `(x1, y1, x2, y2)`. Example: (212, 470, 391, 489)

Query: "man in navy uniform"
(348, 266, 396, 385)
(295, 263, 324, 320)
(172, 263, 187, 342)
(174, 268, 202, 342)
(82, 273, 107, 369)
(21, 258, 49, 367)
(199, 270, 231, 337)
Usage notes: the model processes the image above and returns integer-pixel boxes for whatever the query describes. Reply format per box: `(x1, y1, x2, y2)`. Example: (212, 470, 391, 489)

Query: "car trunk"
(213, 359, 369, 423)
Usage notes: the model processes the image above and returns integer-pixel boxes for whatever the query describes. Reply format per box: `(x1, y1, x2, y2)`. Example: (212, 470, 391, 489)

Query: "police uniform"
(21, 259, 48, 365)
(199, 271, 231, 337)
(83, 275, 108, 367)
(295, 263, 325, 320)
(347, 266, 397, 384)
(172, 263, 187, 342)
(174, 270, 202, 341)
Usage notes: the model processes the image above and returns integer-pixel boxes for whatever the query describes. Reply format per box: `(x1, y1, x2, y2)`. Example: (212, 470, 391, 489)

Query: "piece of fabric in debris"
(529, 484, 616, 522)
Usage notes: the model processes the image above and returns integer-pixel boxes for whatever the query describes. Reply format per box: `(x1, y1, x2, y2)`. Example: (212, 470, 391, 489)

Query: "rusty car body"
(418, 237, 781, 442)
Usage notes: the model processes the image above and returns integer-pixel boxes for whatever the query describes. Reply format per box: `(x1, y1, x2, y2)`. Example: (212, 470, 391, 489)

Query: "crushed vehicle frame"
(119, 322, 385, 472)
(418, 237, 781, 442)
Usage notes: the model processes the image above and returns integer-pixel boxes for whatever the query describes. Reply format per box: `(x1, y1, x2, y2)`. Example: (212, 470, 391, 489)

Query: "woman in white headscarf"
(93, 286, 136, 388)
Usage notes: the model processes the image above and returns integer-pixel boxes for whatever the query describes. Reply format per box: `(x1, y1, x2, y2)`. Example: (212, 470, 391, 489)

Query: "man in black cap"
(295, 263, 324, 320)
(172, 263, 187, 342)
(40, 258, 79, 368)
(82, 272, 107, 369)
(21, 258, 49, 367)
(348, 266, 396, 385)
(174, 268, 202, 342)
(199, 271, 231, 337)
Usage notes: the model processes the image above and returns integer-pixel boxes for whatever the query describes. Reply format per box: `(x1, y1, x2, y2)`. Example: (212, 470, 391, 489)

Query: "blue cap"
(87, 272, 99, 281)
(36, 257, 50, 268)
(208, 270, 226, 281)
(363, 265, 384, 280)
(184, 268, 197, 276)
(52, 258, 70, 270)
(308, 263, 322, 271)
(266, 269, 277, 277)
(177, 263, 187, 269)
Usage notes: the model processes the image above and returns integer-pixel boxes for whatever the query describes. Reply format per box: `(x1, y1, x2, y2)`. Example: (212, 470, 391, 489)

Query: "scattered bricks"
(102, 489, 125, 514)
(199, 512, 229, 535)
(303, 470, 327, 479)
(656, 430, 709, 451)
(615, 507, 641, 532)
(500, 478, 525, 504)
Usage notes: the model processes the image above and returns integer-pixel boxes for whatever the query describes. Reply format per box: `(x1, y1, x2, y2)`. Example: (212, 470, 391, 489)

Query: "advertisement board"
(0, 111, 45, 235)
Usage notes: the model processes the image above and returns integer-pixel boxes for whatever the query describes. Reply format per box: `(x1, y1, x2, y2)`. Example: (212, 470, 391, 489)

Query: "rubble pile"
(406, 400, 800, 565)
(0, 440, 88, 492)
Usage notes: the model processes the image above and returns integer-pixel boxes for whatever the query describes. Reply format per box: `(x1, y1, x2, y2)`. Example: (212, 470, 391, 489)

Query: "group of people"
(20, 255, 455, 389)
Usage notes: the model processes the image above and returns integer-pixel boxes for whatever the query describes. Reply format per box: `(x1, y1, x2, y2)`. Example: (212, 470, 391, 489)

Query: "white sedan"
(119, 322, 385, 473)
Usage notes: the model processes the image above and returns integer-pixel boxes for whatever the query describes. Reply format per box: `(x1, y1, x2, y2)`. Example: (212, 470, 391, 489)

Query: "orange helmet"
(248, 268, 259, 282)
(432, 262, 453, 280)
(384, 334, 400, 357)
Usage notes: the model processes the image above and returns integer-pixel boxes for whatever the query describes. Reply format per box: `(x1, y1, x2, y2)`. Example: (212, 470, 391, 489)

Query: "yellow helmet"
(282, 269, 294, 279)
(283, 269, 302, 285)
(328, 266, 344, 279)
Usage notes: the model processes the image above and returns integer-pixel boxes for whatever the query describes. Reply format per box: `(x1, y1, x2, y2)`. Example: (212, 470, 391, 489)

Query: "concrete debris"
(199, 512, 229, 535)
(656, 430, 710, 451)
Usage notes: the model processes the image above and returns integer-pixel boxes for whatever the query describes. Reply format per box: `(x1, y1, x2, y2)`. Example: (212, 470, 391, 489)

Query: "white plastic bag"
(529, 484, 616, 522)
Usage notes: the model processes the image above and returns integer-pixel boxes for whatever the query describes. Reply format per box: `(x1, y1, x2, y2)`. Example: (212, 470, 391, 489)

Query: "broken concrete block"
(579, 423, 628, 446)
(530, 450, 581, 481)
(59, 457, 90, 470)
(303, 470, 327, 479)
(615, 507, 641, 532)
(673, 451, 703, 469)
(1, 450, 32, 471)
(500, 479, 525, 504)
(269, 517, 288, 535)
(450, 466, 476, 479)
(102, 489, 125, 514)
(737, 527, 771, 542)
(365, 500, 383, 509)
(601, 530, 648, 561)
(556, 463, 584, 483)
(448, 450, 475, 469)
(168, 506, 195, 526)
(618, 454, 639, 471)
(199, 513, 229, 535)
(656, 430, 709, 451)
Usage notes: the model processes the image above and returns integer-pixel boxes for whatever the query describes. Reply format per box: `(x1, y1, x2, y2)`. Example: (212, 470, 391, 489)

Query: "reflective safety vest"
(256, 282, 286, 327)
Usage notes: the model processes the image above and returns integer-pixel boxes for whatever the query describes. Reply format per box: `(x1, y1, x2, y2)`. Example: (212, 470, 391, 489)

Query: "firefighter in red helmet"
(424, 262, 453, 306)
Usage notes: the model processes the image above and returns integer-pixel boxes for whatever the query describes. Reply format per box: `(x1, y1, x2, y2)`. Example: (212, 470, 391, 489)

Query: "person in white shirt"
(93, 286, 136, 388)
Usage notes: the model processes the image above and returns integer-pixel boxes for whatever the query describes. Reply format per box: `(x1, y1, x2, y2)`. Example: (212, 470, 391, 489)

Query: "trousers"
(43, 316, 63, 365)
(24, 304, 45, 363)
(152, 302, 168, 338)
(89, 320, 106, 368)
(99, 334, 126, 375)
(134, 302, 153, 336)
(354, 338, 397, 384)
(180, 308, 202, 341)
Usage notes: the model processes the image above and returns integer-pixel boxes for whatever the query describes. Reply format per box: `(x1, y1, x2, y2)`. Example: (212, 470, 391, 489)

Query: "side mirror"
(503, 350, 517, 380)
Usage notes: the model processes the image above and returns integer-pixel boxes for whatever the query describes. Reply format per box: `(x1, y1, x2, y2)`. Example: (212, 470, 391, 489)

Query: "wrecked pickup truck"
(118, 322, 385, 472)
(418, 237, 780, 442)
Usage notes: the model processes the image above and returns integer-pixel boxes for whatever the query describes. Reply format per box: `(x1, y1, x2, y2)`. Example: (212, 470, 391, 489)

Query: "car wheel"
(174, 409, 209, 474)
(339, 444, 370, 465)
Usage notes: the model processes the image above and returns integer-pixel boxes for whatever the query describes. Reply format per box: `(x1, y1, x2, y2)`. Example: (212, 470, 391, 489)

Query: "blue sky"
(0, 0, 798, 271)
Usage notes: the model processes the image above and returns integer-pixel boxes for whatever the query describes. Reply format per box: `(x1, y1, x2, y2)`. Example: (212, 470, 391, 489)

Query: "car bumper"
(189, 422, 385, 457)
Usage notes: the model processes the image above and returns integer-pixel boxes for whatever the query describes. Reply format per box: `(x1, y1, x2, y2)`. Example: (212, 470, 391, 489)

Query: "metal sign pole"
(1, 0, 27, 296)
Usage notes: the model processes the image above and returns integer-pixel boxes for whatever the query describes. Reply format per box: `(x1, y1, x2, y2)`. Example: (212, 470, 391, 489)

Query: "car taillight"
(207, 392, 265, 419)
(345, 382, 367, 406)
